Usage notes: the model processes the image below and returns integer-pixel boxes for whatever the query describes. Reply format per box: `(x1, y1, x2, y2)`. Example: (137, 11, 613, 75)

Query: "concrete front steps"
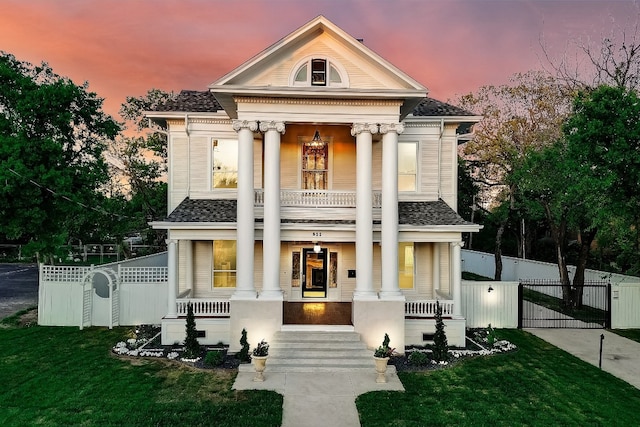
(239, 329, 396, 374)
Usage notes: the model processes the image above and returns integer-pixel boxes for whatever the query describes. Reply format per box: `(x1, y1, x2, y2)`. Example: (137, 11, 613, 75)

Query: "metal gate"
(518, 280, 611, 328)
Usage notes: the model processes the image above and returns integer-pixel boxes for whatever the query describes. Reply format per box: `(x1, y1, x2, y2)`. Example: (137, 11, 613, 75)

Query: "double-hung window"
(212, 139, 238, 189)
(212, 240, 236, 288)
(398, 142, 417, 192)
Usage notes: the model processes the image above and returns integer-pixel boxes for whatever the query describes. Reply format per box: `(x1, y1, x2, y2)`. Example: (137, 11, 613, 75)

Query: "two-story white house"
(147, 16, 480, 352)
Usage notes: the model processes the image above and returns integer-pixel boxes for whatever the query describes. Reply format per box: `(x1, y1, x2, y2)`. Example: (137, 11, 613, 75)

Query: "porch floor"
(283, 302, 352, 325)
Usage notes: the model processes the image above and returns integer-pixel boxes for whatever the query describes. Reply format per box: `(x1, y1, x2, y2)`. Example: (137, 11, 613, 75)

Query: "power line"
(6, 167, 136, 220)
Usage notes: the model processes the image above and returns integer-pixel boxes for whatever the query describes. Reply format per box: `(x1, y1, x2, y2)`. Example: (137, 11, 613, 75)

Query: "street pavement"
(0, 263, 39, 319)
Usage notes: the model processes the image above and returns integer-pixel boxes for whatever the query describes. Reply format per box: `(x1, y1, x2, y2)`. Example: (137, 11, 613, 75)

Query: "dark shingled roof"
(155, 90, 222, 112)
(164, 198, 473, 227)
(166, 198, 237, 222)
(152, 91, 473, 117)
(398, 200, 474, 226)
(411, 97, 475, 117)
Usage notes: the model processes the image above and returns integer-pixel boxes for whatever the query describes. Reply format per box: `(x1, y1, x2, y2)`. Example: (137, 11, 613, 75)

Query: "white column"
(379, 123, 404, 300)
(232, 120, 258, 299)
(432, 242, 441, 294)
(184, 240, 193, 292)
(352, 123, 378, 299)
(259, 121, 285, 299)
(166, 239, 178, 318)
(451, 241, 463, 317)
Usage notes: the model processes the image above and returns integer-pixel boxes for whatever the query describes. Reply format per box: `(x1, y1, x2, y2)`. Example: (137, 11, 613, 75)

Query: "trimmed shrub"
(238, 328, 250, 362)
(183, 302, 201, 359)
(204, 350, 224, 367)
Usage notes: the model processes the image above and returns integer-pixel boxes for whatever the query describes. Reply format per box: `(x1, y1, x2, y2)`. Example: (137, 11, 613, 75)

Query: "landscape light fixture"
(488, 285, 494, 293)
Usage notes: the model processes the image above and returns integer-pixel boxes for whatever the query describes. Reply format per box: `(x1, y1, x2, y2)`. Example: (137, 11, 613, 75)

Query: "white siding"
(461, 281, 519, 328)
(170, 136, 188, 211)
(612, 284, 640, 328)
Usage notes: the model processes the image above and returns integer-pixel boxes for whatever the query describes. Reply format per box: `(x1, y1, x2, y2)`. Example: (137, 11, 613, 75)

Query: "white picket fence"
(38, 253, 169, 328)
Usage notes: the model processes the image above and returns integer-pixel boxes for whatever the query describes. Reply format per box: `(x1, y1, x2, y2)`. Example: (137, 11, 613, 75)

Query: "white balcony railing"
(176, 298, 231, 317)
(254, 189, 382, 208)
(405, 300, 454, 318)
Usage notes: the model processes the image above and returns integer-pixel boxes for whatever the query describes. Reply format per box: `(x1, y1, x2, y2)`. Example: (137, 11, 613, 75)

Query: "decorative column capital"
(451, 241, 465, 249)
(165, 239, 178, 246)
(379, 123, 405, 135)
(232, 119, 259, 132)
(351, 123, 379, 137)
(259, 120, 286, 134)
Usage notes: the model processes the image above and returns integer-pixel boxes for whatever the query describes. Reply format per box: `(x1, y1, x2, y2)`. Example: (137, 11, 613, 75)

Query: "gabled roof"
(162, 198, 475, 228)
(208, 15, 428, 119)
(211, 15, 426, 92)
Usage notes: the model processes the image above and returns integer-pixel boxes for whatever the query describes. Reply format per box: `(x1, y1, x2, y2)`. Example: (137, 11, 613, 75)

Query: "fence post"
(606, 283, 612, 329)
(517, 282, 523, 329)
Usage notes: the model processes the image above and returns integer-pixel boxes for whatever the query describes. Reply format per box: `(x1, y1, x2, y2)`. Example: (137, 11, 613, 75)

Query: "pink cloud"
(1, 0, 638, 119)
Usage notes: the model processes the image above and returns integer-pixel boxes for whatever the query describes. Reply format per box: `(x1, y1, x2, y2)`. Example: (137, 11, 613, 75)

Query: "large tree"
(0, 53, 119, 262)
(515, 85, 640, 305)
(458, 71, 571, 279)
(106, 89, 173, 252)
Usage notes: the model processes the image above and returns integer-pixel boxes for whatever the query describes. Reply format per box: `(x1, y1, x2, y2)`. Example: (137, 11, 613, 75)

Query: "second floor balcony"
(254, 189, 382, 208)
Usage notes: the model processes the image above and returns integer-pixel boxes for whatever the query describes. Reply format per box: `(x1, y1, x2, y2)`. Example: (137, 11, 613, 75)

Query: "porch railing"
(405, 300, 454, 318)
(254, 189, 382, 208)
(176, 298, 231, 317)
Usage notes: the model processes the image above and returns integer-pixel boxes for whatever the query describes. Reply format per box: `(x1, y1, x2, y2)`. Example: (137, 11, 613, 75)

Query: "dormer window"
(292, 57, 347, 87)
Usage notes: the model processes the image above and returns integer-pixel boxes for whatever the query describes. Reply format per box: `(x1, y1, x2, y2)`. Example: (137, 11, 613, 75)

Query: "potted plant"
(373, 333, 395, 383)
(251, 339, 269, 382)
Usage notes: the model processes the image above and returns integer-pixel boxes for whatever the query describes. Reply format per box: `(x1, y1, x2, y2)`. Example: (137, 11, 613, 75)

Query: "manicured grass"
(611, 328, 640, 343)
(523, 287, 607, 325)
(0, 315, 282, 427)
(357, 329, 640, 426)
(461, 271, 493, 281)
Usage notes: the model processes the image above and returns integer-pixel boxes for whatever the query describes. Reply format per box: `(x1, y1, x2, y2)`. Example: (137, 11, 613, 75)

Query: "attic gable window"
(292, 58, 347, 87)
(311, 59, 326, 85)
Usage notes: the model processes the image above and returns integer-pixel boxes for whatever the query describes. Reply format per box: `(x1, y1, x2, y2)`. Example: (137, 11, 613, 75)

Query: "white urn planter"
(252, 355, 268, 382)
(374, 356, 390, 383)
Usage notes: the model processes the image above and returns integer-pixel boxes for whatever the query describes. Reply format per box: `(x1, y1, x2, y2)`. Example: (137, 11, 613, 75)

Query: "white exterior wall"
(462, 249, 638, 284)
(461, 281, 519, 328)
(405, 318, 466, 348)
(611, 283, 640, 329)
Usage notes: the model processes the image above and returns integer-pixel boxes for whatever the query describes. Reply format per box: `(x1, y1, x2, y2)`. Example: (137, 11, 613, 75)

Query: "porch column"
(184, 240, 193, 292)
(379, 123, 404, 300)
(259, 120, 285, 299)
(232, 120, 258, 299)
(352, 123, 378, 299)
(432, 242, 441, 294)
(166, 239, 178, 318)
(451, 241, 463, 316)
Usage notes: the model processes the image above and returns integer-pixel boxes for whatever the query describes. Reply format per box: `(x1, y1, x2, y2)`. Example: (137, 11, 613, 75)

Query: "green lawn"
(611, 328, 640, 343)
(4, 310, 640, 427)
(0, 313, 282, 427)
(357, 329, 640, 426)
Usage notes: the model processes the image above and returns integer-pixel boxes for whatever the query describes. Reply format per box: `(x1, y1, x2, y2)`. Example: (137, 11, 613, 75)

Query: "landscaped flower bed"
(111, 325, 244, 369)
(390, 326, 517, 372)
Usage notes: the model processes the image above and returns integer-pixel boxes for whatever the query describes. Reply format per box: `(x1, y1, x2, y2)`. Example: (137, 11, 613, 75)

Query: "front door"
(302, 248, 327, 298)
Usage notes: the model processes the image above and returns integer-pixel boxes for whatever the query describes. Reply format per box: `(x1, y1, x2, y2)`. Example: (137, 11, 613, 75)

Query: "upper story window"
(212, 139, 238, 189)
(292, 57, 348, 87)
(398, 142, 417, 192)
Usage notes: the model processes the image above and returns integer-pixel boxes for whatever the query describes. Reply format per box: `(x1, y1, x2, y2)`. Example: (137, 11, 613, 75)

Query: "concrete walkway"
(527, 328, 640, 389)
(233, 370, 404, 427)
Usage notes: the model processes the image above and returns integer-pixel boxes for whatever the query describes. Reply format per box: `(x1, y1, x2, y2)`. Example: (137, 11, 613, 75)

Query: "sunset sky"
(1, 0, 638, 121)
